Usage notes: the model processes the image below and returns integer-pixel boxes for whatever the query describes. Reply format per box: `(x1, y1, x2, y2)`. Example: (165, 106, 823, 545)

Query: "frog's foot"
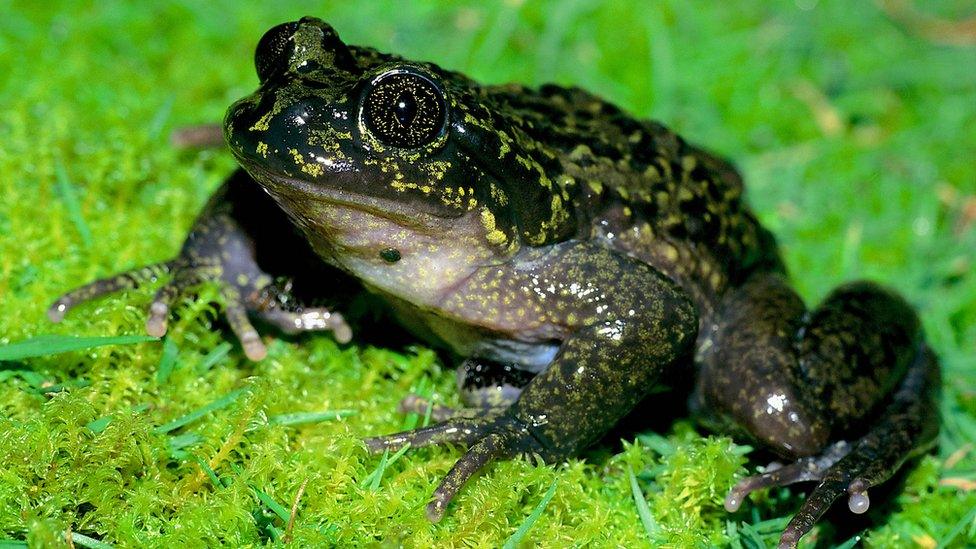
(727, 346, 940, 549)
(363, 412, 544, 521)
(48, 260, 177, 323)
(724, 441, 852, 514)
(49, 258, 351, 361)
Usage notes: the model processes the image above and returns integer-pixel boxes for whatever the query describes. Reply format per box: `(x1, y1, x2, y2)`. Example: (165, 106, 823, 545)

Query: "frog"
(49, 17, 939, 548)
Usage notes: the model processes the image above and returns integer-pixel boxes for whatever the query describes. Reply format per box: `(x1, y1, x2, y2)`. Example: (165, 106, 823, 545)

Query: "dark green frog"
(50, 18, 939, 547)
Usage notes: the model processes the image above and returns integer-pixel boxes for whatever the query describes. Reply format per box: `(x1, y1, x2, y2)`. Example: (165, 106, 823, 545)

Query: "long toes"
(363, 416, 507, 454)
(256, 307, 353, 343)
(425, 432, 513, 522)
(222, 288, 266, 361)
(145, 266, 213, 337)
(725, 441, 851, 512)
(778, 478, 847, 549)
(48, 261, 175, 322)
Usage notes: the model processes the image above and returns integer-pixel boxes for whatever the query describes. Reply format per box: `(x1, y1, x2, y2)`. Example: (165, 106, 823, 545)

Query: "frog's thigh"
(695, 272, 829, 455)
(699, 275, 929, 455)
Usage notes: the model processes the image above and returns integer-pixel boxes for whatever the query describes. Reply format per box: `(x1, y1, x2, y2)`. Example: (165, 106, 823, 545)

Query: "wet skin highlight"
(50, 17, 939, 548)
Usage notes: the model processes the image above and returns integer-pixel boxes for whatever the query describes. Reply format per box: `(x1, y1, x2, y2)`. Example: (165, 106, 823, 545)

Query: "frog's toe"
(725, 441, 851, 512)
(364, 413, 545, 521)
(726, 440, 879, 548)
(363, 413, 506, 453)
(145, 263, 217, 337)
(48, 260, 176, 322)
(425, 432, 515, 522)
(221, 287, 267, 360)
(255, 306, 352, 343)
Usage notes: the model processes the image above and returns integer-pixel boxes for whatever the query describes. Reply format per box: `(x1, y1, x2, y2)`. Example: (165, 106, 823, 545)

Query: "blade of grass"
(54, 159, 93, 247)
(502, 479, 559, 549)
(156, 337, 179, 383)
(153, 387, 249, 434)
(86, 403, 151, 434)
(366, 450, 389, 491)
(69, 532, 113, 549)
(0, 540, 27, 549)
(268, 410, 357, 426)
(251, 484, 291, 522)
(190, 454, 223, 489)
(166, 433, 203, 459)
(0, 334, 157, 361)
(936, 502, 976, 549)
(628, 466, 660, 540)
(196, 342, 232, 373)
(358, 443, 412, 490)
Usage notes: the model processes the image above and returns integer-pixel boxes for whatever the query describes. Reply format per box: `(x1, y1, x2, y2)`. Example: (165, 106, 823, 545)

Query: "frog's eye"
(361, 70, 447, 149)
(255, 21, 299, 83)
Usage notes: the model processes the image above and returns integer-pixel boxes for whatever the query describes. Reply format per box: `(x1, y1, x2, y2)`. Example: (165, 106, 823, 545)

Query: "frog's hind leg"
(731, 345, 939, 549)
(698, 275, 940, 548)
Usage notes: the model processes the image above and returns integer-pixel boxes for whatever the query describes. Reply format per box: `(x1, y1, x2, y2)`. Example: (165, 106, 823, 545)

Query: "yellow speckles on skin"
(481, 208, 508, 246)
(289, 148, 324, 177)
(256, 141, 269, 158)
(390, 180, 433, 195)
(661, 242, 679, 262)
(587, 180, 603, 194)
(622, 206, 632, 217)
(249, 111, 273, 132)
(709, 271, 724, 290)
(681, 155, 697, 172)
(489, 181, 509, 206)
(496, 130, 517, 159)
(569, 144, 593, 162)
(550, 194, 563, 215)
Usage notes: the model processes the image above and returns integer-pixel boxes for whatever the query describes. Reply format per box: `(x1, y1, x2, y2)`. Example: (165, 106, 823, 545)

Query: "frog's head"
(225, 18, 577, 298)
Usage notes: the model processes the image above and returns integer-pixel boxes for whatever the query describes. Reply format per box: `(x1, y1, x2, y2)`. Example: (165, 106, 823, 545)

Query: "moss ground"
(1, 1, 975, 547)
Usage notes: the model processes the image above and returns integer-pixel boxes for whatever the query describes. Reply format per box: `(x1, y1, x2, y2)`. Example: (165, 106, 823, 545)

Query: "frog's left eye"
(360, 70, 447, 149)
(255, 21, 299, 83)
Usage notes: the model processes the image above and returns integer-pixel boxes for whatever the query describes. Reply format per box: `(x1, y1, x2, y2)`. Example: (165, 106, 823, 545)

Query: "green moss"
(2, 1, 975, 547)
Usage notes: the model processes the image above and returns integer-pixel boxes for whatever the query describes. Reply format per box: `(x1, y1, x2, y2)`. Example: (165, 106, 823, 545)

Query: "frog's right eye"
(360, 69, 448, 149)
(255, 21, 299, 83)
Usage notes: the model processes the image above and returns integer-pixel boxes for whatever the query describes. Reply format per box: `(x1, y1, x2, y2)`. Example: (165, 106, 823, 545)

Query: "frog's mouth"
(236, 157, 451, 234)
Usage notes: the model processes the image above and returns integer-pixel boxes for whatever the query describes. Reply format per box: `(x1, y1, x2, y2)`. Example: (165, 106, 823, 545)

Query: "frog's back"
(485, 83, 783, 311)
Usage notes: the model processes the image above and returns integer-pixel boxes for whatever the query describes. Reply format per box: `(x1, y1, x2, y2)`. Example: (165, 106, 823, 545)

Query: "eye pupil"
(394, 93, 417, 127)
(362, 71, 446, 148)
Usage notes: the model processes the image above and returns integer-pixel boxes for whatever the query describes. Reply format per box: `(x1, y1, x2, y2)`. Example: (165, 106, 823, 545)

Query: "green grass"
(2, 0, 975, 546)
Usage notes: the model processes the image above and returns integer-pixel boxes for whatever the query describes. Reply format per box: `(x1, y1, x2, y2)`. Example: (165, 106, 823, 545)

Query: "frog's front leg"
(49, 169, 351, 359)
(365, 242, 698, 521)
(694, 274, 939, 548)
